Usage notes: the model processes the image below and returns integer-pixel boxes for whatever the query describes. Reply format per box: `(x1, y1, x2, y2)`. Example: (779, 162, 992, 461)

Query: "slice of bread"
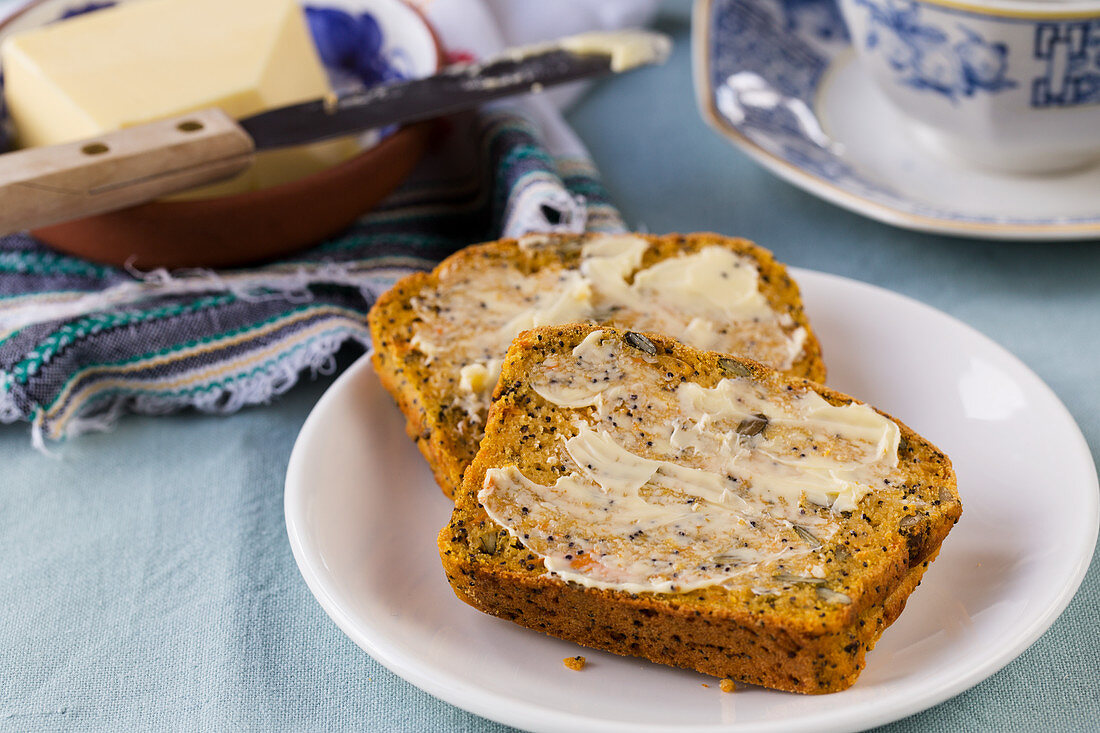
(439, 325, 960, 693)
(368, 232, 825, 499)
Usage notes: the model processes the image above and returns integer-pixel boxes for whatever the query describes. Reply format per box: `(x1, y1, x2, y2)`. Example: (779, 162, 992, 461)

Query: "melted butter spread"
(479, 330, 901, 595)
(410, 235, 806, 435)
(506, 31, 672, 74)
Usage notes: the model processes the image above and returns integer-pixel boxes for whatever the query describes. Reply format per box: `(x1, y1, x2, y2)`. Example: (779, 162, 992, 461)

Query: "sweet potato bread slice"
(368, 232, 825, 499)
(439, 325, 960, 693)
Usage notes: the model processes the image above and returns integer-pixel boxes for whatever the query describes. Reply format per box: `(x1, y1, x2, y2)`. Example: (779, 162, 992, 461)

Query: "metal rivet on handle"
(177, 120, 204, 133)
(81, 143, 109, 155)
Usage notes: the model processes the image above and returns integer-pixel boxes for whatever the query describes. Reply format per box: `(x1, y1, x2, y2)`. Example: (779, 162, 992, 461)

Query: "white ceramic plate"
(285, 270, 1099, 733)
(693, 0, 1100, 240)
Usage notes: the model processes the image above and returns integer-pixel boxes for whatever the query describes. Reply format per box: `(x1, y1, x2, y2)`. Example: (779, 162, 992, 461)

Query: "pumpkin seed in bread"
(439, 325, 960, 693)
(368, 232, 825, 499)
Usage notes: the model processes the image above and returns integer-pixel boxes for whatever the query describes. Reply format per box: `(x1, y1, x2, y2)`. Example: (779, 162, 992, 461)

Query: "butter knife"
(0, 30, 670, 234)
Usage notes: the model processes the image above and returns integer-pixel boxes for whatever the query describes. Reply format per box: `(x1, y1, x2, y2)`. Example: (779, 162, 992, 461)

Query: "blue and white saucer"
(692, 0, 1100, 240)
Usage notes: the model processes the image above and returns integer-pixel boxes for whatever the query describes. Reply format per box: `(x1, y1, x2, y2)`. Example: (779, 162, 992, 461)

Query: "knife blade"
(243, 31, 671, 150)
(0, 30, 671, 235)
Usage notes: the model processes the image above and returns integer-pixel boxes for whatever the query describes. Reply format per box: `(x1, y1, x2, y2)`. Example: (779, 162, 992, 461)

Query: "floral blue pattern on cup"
(853, 0, 1015, 100)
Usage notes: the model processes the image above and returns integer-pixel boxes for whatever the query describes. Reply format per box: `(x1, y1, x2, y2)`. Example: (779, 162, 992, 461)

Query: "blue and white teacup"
(837, 0, 1100, 173)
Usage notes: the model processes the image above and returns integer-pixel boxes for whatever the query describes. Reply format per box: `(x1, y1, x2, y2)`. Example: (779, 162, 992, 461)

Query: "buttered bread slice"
(439, 325, 960, 693)
(368, 232, 825, 499)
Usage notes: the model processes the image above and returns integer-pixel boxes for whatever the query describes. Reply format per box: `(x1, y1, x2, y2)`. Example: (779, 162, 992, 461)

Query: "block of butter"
(0, 0, 359, 198)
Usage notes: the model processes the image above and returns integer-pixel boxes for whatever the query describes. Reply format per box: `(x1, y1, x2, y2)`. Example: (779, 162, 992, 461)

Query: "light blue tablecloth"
(2, 2, 1097, 730)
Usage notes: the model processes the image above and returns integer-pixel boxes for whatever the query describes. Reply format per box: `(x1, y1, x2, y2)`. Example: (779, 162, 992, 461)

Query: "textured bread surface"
(368, 232, 825, 499)
(439, 325, 960, 693)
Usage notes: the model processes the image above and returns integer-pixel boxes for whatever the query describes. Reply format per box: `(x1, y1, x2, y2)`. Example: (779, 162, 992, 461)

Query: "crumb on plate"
(563, 655, 586, 671)
(719, 678, 737, 693)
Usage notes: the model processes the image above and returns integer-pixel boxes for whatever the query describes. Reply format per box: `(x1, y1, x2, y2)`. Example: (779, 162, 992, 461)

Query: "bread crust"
(441, 546, 936, 694)
(439, 325, 961, 693)
(368, 232, 826, 499)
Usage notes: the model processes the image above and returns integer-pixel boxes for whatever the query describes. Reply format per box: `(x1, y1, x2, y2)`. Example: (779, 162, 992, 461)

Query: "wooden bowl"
(0, 0, 441, 269)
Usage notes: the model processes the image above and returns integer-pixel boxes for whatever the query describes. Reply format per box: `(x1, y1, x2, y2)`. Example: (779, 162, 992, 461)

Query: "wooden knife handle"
(0, 108, 255, 234)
